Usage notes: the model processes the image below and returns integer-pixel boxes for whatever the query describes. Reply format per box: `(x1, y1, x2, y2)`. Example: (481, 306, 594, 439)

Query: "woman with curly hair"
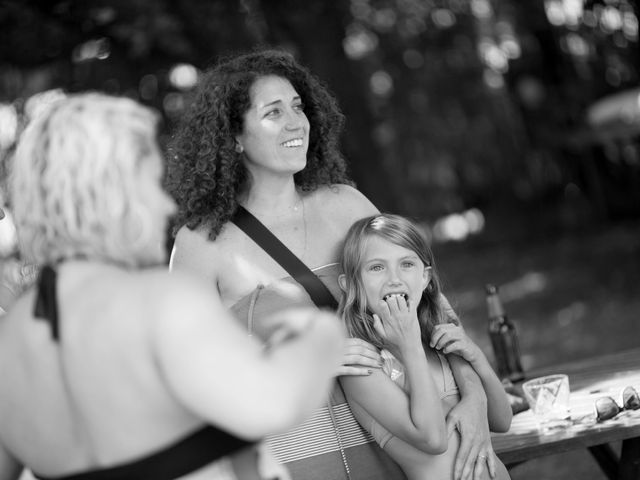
(168, 49, 497, 480)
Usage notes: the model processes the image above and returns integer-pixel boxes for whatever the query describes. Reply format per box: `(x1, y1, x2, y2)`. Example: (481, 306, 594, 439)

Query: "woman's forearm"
(450, 353, 512, 432)
(467, 351, 513, 432)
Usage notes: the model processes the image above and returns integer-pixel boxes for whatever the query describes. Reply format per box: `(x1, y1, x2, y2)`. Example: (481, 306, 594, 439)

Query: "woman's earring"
(235, 143, 244, 153)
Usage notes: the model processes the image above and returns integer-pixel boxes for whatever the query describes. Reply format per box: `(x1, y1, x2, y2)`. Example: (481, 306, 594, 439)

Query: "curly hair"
(10, 92, 165, 268)
(338, 214, 447, 351)
(166, 48, 353, 239)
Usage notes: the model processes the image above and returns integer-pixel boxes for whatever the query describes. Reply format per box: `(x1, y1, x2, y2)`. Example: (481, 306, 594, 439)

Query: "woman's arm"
(438, 294, 502, 480)
(430, 323, 512, 432)
(0, 443, 22, 480)
(446, 357, 496, 480)
(152, 271, 345, 440)
(169, 225, 219, 285)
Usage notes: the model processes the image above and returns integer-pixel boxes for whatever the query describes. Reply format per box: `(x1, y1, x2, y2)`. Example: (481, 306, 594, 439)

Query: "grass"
(435, 212, 640, 479)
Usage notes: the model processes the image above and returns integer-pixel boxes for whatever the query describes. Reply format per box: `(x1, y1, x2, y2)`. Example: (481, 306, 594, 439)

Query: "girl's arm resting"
(341, 347, 448, 454)
(153, 273, 345, 440)
(0, 444, 22, 480)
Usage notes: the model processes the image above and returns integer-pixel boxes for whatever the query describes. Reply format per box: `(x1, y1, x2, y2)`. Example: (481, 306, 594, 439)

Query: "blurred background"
(0, 1, 639, 478)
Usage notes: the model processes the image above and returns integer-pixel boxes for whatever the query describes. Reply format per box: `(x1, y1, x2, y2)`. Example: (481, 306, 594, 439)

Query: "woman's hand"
(447, 393, 497, 480)
(337, 338, 383, 376)
(430, 322, 481, 365)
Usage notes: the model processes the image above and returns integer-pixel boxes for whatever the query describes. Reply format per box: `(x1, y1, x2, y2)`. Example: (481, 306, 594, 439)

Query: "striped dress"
(231, 264, 406, 480)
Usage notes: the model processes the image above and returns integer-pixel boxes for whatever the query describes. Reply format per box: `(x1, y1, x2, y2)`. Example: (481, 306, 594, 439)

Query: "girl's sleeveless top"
(230, 264, 406, 480)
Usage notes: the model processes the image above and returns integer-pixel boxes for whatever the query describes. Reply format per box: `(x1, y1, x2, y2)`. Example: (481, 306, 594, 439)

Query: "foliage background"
(1, 1, 639, 478)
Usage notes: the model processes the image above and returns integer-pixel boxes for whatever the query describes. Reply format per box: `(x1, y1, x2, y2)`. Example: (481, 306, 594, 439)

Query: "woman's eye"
(402, 262, 415, 268)
(265, 108, 281, 118)
(293, 103, 305, 112)
(369, 265, 383, 272)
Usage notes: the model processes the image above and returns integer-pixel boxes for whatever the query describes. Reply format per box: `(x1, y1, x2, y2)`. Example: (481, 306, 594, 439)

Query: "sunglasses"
(595, 386, 640, 422)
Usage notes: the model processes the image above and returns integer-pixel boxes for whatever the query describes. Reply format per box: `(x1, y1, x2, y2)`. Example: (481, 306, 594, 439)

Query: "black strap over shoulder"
(231, 206, 338, 310)
(34, 265, 60, 340)
(34, 425, 253, 480)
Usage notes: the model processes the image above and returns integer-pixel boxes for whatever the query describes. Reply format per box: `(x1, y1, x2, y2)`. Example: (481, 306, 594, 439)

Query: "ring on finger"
(477, 454, 487, 461)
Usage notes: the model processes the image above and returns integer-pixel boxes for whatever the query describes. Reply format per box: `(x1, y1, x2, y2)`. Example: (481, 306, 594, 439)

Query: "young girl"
(338, 214, 512, 480)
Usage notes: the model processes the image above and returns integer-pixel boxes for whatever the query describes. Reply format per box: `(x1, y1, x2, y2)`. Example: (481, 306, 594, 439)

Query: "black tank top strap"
(33, 424, 255, 480)
(30, 263, 256, 479)
(34, 264, 60, 341)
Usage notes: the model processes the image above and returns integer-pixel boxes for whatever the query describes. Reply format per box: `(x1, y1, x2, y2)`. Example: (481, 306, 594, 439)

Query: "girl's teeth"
(383, 293, 407, 301)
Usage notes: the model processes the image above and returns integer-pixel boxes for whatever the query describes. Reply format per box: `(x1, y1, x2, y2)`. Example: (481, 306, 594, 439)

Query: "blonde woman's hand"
(337, 338, 383, 376)
(265, 308, 339, 349)
(430, 322, 481, 365)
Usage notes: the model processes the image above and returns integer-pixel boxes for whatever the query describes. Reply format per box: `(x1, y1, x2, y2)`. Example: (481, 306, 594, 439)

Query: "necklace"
(243, 192, 303, 219)
(245, 192, 308, 260)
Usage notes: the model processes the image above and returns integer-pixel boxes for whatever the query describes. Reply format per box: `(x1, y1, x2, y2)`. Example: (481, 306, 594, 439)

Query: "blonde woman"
(0, 93, 344, 480)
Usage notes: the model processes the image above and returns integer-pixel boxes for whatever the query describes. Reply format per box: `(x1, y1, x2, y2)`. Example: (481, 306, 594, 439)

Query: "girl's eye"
(368, 264, 384, 272)
(402, 262, 415, 268)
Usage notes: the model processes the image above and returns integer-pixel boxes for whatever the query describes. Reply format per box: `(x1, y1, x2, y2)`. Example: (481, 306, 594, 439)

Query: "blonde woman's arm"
(153, 271, 345, 440)
(0, 443, 22, 480)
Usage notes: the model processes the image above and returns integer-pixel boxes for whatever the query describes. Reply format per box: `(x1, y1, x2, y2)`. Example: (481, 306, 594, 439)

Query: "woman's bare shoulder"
(133, 267, 221, 318)
(311, 184, 379, 222)
(170, 223, 237, 279)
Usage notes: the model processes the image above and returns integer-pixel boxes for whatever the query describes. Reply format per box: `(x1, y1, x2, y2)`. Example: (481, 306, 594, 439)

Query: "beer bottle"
(485, 283, 525, 382)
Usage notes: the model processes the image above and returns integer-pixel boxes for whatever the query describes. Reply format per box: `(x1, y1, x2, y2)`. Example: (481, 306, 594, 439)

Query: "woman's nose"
(285, 109, 304, 130)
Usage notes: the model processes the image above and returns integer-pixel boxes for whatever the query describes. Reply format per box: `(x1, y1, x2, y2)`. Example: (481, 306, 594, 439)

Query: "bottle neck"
(487, 293, 506, 319)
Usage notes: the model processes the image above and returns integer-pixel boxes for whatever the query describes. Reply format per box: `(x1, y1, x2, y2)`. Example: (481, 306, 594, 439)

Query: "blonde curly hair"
(10, 92, 163, 268)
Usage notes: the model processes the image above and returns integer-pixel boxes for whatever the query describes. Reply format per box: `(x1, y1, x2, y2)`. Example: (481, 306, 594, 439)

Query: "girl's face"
(235, 75, 310, 179)
(360, 235, 431, 317)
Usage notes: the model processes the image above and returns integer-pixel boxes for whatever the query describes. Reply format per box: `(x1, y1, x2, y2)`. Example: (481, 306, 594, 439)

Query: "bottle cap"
(485, 283, 499, 295)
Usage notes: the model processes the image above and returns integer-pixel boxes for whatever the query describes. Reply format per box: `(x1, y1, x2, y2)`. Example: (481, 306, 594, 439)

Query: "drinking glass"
(522, 374, 571, 432)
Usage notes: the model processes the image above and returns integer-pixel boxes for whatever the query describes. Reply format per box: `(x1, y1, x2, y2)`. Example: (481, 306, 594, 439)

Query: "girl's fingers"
(372, 313, 385, 338)
(378, 300, 392, 320)
(429, 328, 445, 348)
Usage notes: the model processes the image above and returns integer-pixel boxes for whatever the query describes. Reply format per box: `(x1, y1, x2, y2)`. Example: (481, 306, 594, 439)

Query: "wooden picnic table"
(492, 347, 640, 480)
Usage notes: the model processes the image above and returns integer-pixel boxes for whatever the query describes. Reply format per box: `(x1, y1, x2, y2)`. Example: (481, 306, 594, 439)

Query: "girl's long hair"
(338, 214, 447, 350)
